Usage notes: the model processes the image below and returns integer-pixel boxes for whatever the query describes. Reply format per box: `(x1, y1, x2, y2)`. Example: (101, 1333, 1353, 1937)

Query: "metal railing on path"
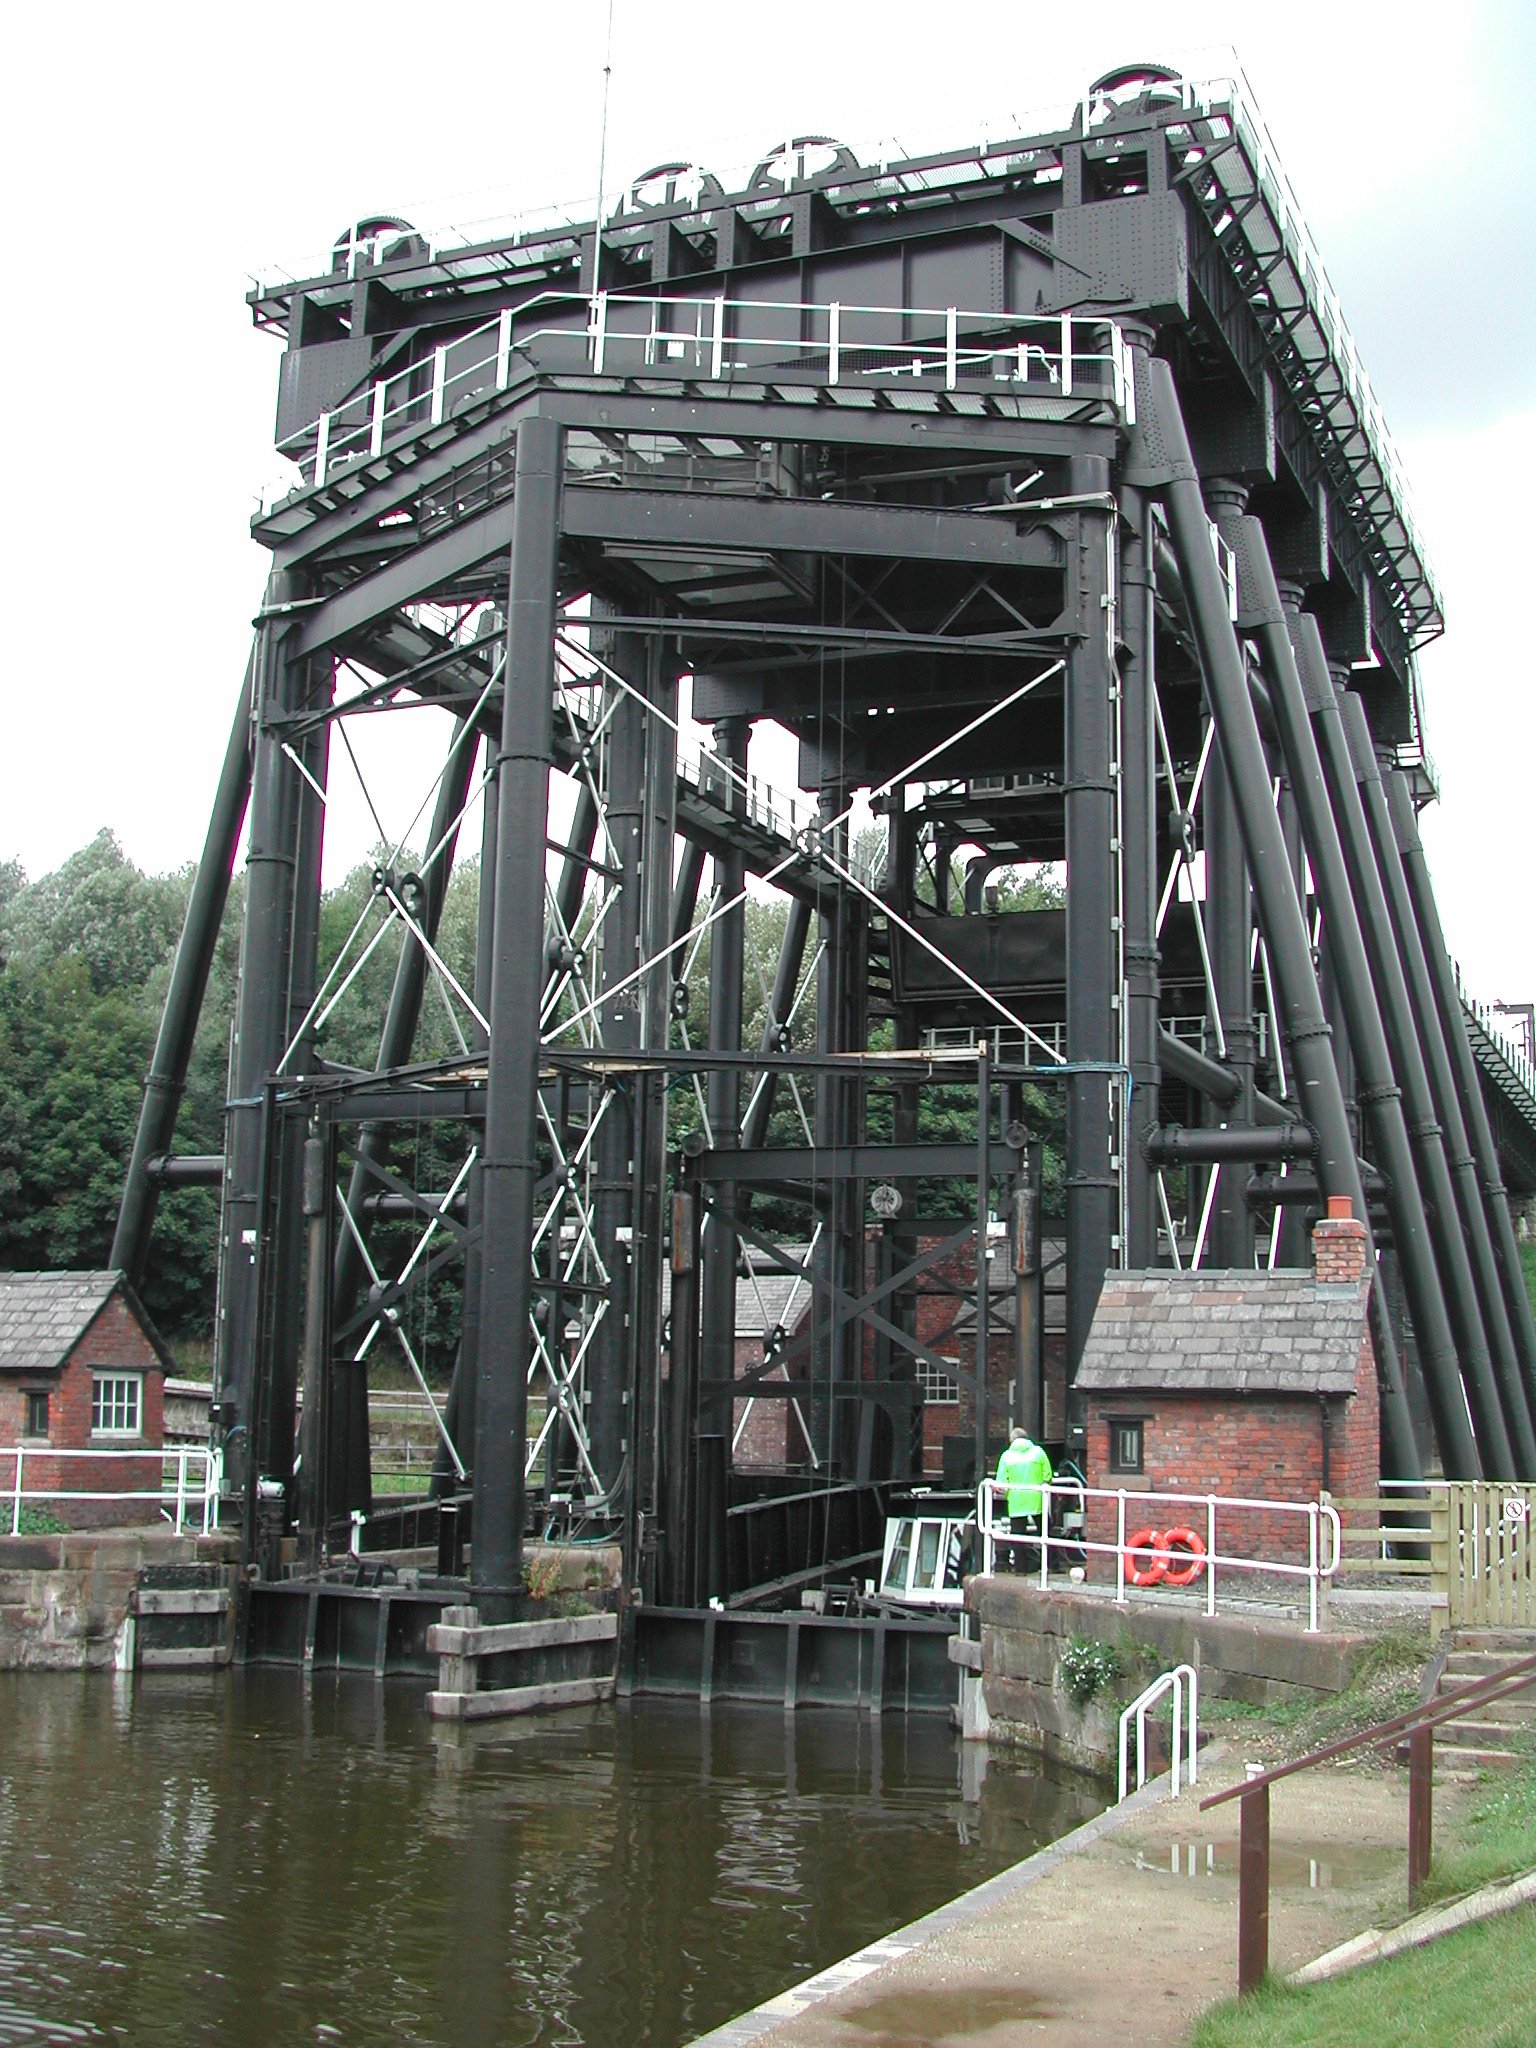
(1199, 1650, 1536, 1995)
(3, 1444, 221, 1537)
(1119, 1663, 1199, 1804)
(977, 1480, 1341, 1631)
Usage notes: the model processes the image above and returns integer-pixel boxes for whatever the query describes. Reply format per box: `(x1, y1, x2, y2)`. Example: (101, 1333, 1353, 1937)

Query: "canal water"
(0, 1671, 1100, 2048)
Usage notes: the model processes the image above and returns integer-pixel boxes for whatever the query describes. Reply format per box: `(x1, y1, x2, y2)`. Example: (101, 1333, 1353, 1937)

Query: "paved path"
(691, 1750, 1467, 2048)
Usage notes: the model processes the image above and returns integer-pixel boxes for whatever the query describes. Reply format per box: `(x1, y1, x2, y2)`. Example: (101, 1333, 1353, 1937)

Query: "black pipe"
(113, 657, 254, 1285)
(1147, 359, 1423, 1482)
(1119, 467, 1161, 1268)
(1307, 648, 1513, 1473)
(433, 752, 500, 1498)
(1156, 1030, 1294, 1128)
(1224, 524, 1479, 1477)
(474, 417, 564, 1608)
(1148, 1124, 1316, 1165)
(1345, 703, 1536, 1473)
(1382, 764, 1536, 1412)
(1063, 452, 1118, 1434)
(1203, 481, 1258, 1268)
(589, 625, 650, 1505)
(145, 1154, 225, 1187)
(697, 717, 749, 1602)
(216, 574, 308, 1502)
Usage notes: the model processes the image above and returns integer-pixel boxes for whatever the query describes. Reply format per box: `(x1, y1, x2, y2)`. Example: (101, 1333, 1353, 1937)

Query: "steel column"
(1229, 575, 1478, 1476)
(473, 416, 564, 1606)
(1064, 455, 1119, 1436)
(1345, 701, 1536, 1473)
(1382, 766, 1536, 1430)
(1307, 650, 1513, 1472)
(113, 657, 255, 1286)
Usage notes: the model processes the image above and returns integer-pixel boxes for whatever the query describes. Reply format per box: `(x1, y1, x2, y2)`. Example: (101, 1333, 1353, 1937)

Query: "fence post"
(1238, 1780, 1270, 1994)
(828, 300, 841, 385)
(1115, 1490, 1126, 1604)
(944, 307, 957, 388)
(313, 411, 330, 488)
(174, 1449, 187, 1535)
(1408, 1722, 1433, 1903)
(1206, 1493, 1217, 1617)
(10, 1445, 21, 1536)
(1429, 1487, 1451, 1633)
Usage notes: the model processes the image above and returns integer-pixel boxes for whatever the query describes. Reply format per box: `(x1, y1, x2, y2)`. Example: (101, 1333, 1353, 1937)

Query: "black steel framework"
(115, 64, 1536, 1608)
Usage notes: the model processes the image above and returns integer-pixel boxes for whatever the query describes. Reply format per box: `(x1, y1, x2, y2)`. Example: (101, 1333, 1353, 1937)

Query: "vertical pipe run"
(974, 1048, 992, 1482)
(1144, 367, 1429, 1474)
(1203, 485, 1256, 1271)
(1064, 454, 1119, 1446)
(1117, 477, 1161, 1269)
(588, 623, 652, 1509)
(1238, 577, 1477, 1476)
(697, 717, 750, 1600)
(1382, 765, 1536, 1455)
(1308, 651, 1511, 1472)
(216, 572, 309, 1503)
(473, 416, 564, 1610)
(1147, 361, 1361, 1214)
(1345, 702, 1536, 1473)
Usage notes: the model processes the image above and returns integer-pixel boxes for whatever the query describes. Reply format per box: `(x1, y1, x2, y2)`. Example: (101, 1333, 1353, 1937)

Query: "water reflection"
(0, 1671, 1099, 2048)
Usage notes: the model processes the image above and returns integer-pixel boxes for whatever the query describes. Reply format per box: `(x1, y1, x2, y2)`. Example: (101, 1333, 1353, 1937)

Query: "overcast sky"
(2, 1, 1530, 1004)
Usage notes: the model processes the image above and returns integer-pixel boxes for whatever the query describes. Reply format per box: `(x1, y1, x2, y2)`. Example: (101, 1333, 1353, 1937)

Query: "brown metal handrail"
(1198, 1649, 1536, 1994)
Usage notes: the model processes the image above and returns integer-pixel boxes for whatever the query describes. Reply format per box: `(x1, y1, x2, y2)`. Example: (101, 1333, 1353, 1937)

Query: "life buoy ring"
(1160, 1526, 1207, 1587)
(1124, 1528, 1166, 1586)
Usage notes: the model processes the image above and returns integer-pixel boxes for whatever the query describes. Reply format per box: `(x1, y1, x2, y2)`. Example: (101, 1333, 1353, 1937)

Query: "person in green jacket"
(994, 1428, 1053, 1571)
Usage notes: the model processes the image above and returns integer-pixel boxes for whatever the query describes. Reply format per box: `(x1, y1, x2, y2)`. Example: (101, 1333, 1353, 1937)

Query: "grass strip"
(1191, 1904, 1536, 2048)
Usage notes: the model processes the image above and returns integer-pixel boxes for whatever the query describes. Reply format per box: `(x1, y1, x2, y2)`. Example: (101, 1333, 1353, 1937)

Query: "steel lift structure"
(114, 63, 1536, 1625)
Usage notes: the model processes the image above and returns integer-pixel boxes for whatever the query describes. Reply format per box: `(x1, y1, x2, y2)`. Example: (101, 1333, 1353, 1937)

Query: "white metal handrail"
(977, 1479, 1341, 1632)
(1119, 1663, 1199, 1802)
(278, 290, 1133, 494)
(3, 1444, 221, 1537)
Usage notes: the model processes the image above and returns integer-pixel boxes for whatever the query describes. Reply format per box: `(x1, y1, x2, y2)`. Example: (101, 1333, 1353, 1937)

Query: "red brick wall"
(2, 1294, 165, 1528)
(1083, 1390, 1350, 1573)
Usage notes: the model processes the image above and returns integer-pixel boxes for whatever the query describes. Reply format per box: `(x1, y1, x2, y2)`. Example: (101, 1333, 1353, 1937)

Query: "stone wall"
(969, 1575, 1373, 1776)
(0, 1527, 237, 1670)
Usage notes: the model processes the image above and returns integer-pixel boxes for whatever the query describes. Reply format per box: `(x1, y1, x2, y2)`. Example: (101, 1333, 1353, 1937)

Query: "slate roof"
(0, 1270, 173, 1375)
(1074, 1268, 1370, 1397)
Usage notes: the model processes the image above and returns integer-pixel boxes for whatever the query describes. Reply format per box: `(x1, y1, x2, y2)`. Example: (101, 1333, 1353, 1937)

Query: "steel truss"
(116, 64, 1536, 1608)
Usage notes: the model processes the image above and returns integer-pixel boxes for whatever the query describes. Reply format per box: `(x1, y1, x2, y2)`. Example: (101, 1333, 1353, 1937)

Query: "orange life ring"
(1124, 1528, 1166, 1586)
(1161, 1526, 1207, 1586)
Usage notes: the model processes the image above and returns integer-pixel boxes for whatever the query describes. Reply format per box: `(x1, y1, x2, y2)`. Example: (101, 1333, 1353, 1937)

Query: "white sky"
(1, 1, 1530, 1002)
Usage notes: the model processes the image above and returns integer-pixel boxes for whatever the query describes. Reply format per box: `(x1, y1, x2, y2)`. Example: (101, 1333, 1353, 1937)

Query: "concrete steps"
(1425, 1628, 1535, 1774)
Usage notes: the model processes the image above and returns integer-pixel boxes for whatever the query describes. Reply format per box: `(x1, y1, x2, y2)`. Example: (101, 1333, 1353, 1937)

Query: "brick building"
(1073, 1200, 1379, 1573)
(711, 1230, 1065, 1482)
(0, 1272, 170, 1528)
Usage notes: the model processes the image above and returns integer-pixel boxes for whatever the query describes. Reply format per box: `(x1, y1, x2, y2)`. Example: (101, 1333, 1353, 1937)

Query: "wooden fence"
(1324, 1483, 1536, 1632)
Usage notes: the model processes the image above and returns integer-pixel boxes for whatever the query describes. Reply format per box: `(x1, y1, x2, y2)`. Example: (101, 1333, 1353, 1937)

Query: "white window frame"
(915, 1355, 961, 1405)
(91, 1372, 143, 1438)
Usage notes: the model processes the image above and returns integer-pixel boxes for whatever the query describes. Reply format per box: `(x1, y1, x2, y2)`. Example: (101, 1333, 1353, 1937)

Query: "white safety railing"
(977, 1480, 1341, 1632)
(1119, 1663, 1199, 1802)
(3, 1444, 221, 1537)
(1455, 962, 1536, 1110)
(281, 290, 1134, 493)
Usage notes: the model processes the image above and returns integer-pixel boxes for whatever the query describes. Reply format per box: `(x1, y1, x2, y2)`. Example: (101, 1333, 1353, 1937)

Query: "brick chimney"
(1312, 1194, 1369, 1285)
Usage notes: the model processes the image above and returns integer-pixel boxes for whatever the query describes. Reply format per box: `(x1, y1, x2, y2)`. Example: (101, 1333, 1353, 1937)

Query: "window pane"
(914, 1522, 941, 1588)
(92, 1376, 141, 1435)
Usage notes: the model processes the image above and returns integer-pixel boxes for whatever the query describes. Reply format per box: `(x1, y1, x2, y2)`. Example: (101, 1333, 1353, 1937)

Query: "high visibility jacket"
(996, 1439, 1052, 1518)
